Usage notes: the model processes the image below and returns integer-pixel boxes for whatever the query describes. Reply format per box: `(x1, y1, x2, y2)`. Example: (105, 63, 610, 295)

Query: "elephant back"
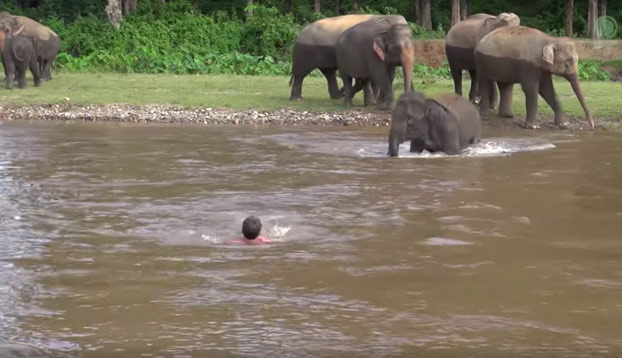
(296, 14, 406, 47)
(445, 13, 494, 48)
(431, 93, 481, 145)
(475, 26, 558, 65)
(16, 16, 57, 42)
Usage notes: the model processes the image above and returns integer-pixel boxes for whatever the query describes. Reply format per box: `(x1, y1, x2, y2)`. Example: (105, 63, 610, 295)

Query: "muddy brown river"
(0, 120, 621, 357)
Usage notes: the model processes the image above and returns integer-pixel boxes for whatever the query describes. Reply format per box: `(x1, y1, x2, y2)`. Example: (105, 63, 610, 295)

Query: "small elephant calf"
(388, 91, 481, 156)
(1, 30, 40, 89)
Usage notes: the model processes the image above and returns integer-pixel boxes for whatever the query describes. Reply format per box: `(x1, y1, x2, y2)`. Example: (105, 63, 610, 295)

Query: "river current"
(0, 120, 621, 357)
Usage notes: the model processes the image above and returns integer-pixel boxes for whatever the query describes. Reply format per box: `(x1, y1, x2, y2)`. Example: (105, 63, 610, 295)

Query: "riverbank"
(1, 73, 621, 130)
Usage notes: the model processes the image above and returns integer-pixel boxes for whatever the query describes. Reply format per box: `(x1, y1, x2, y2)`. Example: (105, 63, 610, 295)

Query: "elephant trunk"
(566, 72, 594, 130)
(388, 130, 402, 157)
(400, 43, 414, 93)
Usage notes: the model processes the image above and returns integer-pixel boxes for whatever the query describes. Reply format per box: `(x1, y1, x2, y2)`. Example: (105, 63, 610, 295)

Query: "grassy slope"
(1, 72, 621, 124)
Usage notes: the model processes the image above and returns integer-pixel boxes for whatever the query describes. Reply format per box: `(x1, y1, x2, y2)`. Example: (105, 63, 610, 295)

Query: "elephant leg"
(362, 80, 377, 106)
(410, 139, 424, 153)
(388, 66, 396, 88)
(467, 69, 478, 103)
(520, 79, 540, 128)
(320, 68, 341, 100)
(497, 82, 514, 118)
(41, 60, 52, 81)
(488, 81, 499, 110)
(372, 65, 394, 110)
(342, 74, 354, 107)
(30, 58, 41, 87)
(538, 73, 564, 127)
(5, 63, 15, 90)
(289, 74, 307, 101)
(478, 78, 491, 115)
(17, 66, 27, 88)
(451, 66, 463, 97)
(351, 78, 365, 96)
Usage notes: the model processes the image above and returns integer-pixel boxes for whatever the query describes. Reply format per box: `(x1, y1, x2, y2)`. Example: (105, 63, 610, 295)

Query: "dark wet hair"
(242, 216, 262, 240)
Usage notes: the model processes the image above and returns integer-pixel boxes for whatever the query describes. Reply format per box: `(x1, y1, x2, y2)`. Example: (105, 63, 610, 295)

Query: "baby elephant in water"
(388, 91, 481, 156)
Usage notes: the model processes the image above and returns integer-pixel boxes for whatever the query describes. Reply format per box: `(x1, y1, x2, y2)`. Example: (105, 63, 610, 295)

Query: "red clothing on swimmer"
(226, 216, 271, 245)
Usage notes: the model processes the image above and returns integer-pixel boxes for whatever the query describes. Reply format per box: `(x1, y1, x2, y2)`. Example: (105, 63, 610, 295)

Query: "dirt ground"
(414, 39, 622, 68)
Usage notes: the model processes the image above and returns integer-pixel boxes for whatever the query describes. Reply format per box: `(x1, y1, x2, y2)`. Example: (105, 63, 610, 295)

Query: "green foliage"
(240, 5, 299, 59)
(578, 61, 612, 81)
(413, 62, 452, 82)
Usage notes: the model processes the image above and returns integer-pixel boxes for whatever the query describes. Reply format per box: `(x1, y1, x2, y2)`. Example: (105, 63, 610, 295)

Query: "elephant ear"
(542, 43, 556, 65)
(373, 33, 387, 62)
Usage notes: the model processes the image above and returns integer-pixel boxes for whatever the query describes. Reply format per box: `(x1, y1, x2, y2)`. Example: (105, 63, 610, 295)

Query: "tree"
(284, 0, 292, 14)
(414, 0, 420, 25)
(565, 0, 573, 36)
(314, 0, 321, 13)
(246, 0, 253, 16)
(587, 0, 598, 38)
(599, 0, 607, 17)
(420, 0, 431, 30)
(451, 0, 460, 28)
(106, 0, 123, 29)
(460, 0, 470, 20)
(122, 0, 137, 14)
(334, 0, 339, 15)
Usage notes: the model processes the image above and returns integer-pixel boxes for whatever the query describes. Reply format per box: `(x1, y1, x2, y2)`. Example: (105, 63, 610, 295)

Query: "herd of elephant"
(289, 12, 595, 156)
(0, 11, 60, 89)
(0, 11, 596, 156)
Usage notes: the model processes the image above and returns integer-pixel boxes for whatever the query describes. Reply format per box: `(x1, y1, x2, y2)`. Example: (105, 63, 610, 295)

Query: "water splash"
(358, 138, 555, 158)
(423, 237, 472, 246)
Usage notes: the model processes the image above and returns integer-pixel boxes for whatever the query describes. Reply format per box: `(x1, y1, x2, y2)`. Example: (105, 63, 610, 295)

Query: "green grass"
(1, 72, 622, 125)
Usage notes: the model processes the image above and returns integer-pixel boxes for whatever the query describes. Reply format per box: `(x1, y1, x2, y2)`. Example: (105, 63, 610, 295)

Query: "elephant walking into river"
(388, 91, 481, 156)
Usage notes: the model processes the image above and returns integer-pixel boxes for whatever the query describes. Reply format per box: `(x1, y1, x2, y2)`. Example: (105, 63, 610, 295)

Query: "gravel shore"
(0, 103, 607, 131)
(0, 103, 393, 126)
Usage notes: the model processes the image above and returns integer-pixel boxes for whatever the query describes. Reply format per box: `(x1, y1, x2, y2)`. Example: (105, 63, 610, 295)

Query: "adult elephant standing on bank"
(336, 21, 415, 109)
(445, 13, 520, 104)
(475, 26, 594, 130)
(0, 12, 60, 81)
(289, 14, 407, 101)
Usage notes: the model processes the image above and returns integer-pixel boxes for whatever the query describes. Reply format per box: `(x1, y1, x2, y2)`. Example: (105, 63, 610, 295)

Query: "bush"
(578, 61, 612, 81)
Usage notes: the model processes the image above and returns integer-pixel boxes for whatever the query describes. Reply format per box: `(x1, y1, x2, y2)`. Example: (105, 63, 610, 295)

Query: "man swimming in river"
(226, 216, 271, 245)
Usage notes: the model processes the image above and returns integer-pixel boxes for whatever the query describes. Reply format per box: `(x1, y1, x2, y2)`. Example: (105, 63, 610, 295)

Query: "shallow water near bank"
(0, 120, 621, 357)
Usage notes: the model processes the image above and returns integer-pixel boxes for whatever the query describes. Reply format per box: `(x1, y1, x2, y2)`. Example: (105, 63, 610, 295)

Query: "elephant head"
(542, 38, 594, 129)
(478, 12, 520, 41)
(388, 91, 428, 156)
(373, 24, 415, 92)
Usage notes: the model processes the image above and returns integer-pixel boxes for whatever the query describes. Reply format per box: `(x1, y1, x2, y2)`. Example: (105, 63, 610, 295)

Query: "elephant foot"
(289, 96, 303, 102)
(520, 122, 540, 129)
(376, 103, 392, 111)
(553, 121, 569, 129)
(499, 111, 514, 118)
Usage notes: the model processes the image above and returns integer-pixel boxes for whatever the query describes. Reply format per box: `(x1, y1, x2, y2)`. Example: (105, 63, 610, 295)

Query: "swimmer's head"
(242, 216, 262, 240)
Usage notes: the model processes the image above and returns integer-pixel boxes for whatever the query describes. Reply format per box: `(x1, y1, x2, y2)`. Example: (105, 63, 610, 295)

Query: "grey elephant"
(388, 91, 481, 156)
(474, 26, 594, 130)
(0, 12, 60, 81)
(289, 14, 407, 101)
(336, 21, 414, 109)
(1, 28, 40, 89)
(445, 13, 520, 104)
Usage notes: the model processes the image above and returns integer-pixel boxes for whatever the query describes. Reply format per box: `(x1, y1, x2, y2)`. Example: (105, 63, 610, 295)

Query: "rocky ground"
(0, 103, 606, 131)
(0, 103, 393, 126)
